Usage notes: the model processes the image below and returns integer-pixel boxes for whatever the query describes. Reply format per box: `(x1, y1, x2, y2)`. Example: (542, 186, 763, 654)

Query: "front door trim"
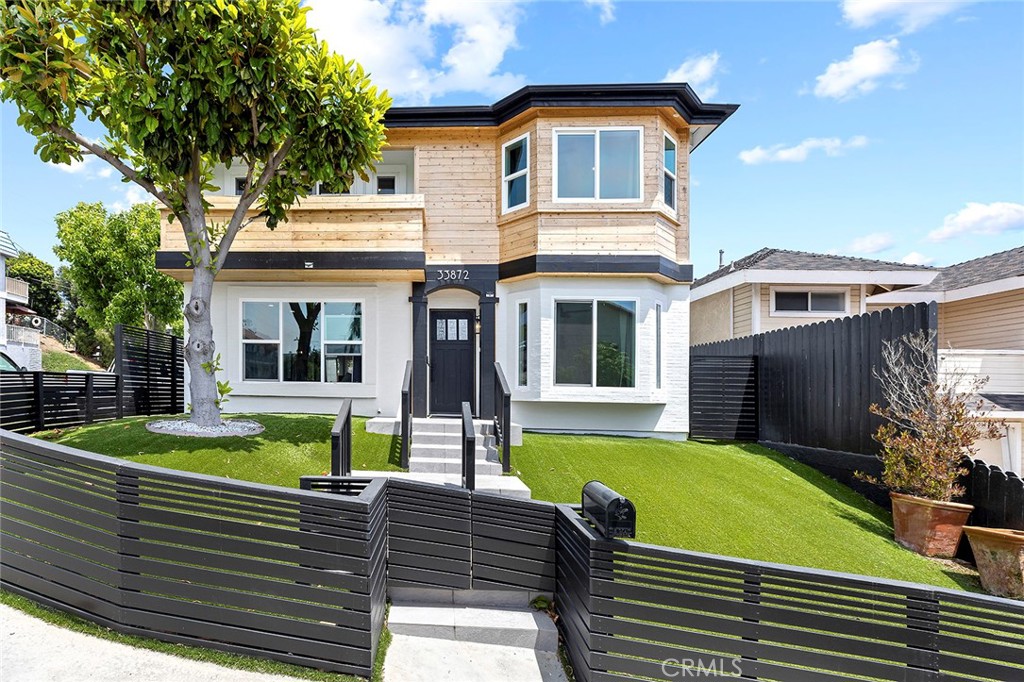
(428, 308, 477, 416)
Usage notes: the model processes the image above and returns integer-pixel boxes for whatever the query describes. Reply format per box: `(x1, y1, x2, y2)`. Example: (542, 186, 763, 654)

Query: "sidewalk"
(0, 605, 296, 682)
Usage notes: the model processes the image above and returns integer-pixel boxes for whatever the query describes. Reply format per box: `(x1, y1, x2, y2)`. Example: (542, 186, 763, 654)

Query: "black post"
(171, 335, 181, 414)
(84, 373, 95, 424)
(740, 567, 762, 680)
(461, 401, 475, 491)
(114, 324, 125, 417)
(400, 360, 412, 469)
(410, 283, 428, 418)
(145, 329, 153, 416)
(115, 374, 124, 420)
(907, 595, 940, 679)
(494, 362, 512, 473)
(478, 296, 496, 417)
(32, 371, 44, 432)
(331, 399, 353, 476)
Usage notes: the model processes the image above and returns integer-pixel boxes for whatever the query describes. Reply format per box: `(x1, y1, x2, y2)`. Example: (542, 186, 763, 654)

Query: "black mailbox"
(582, 480, 636, 538)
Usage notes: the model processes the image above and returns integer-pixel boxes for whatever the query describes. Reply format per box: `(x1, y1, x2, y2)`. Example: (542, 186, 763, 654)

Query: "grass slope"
(512, 433, 979, 591)
(40, 414, 400, 487)
(41, 348, 99, 372)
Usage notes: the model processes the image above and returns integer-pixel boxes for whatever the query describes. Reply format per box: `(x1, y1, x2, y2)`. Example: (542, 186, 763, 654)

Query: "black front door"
(429, 309, 476, 415)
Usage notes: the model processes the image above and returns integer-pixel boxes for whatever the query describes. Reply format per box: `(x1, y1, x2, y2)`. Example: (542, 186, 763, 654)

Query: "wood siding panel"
(939, 289, 1024, 350)
(759, 284, 861, 333)
(732, 285, 752, 337)
(940, 350, 1024, 394)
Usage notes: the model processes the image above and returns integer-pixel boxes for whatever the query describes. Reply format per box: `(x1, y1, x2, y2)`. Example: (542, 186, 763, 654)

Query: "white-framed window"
(502, 133, 530, 213)
(553, 127, 643, 202)
(234, 178, 247, 196)
(655, 303, 662, 390)
(517, 301, 528, 387)
(241, 300, 363, 383)
(554, 299, 636, 387)
(663, 133, 677, 211)
(769, 287, 849, 317)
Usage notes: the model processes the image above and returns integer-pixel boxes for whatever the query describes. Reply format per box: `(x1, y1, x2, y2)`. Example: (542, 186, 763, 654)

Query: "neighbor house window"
(655, 303, 662, 389)
(554, 128, 641, 201)
(771, 289, 847, 315)
(517, 302, 528, 386)
(555, 300, 636, 387)
(234, 178, 247, 196)
(502, 133, 529, 212)
(663, 134, 677, 211)
(242, 301, 362, 383)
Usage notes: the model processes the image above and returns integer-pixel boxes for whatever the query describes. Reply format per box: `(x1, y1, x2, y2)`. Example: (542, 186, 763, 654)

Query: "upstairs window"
(771, 289, 847, 315)
(554, 128, 641, 201)
(663, 134, 677, 211)
(502, 133, 530, 212)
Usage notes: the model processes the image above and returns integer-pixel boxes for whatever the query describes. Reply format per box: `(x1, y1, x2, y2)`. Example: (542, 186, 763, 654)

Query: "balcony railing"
(5, 277, 29, 301)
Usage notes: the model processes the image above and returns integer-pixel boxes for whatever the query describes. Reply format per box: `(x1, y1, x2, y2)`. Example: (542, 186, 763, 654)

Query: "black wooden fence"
(958, 460, 1024, 562)
(0, 431, 387, 676)
(690, 356, 758, 440)
(0, 325, 184, 434)
(4, 429, 1023, 682)
(114, 324, 185, 417)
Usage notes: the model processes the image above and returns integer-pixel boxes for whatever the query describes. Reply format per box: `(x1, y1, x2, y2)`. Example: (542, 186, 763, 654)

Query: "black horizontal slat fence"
(689, 356, 758, 440)
(555, 506, 1024, 682)
(0, 430, 385, 676)
(471, 492, 557, 592)
(115, 324, 184, 418)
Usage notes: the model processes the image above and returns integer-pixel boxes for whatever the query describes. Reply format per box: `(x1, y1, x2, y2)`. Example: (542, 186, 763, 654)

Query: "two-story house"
(0, 229, 39, 370)
(156, 84, 738, 438)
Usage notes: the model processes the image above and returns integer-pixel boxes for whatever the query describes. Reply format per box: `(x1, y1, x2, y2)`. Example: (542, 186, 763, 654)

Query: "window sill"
(233, 382, 377, 398)
(517, 386, 667, 404)
(768, 310, 849, 318)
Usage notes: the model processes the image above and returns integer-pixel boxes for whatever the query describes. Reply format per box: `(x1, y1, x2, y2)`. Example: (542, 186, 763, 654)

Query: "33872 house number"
(436, 269, 470, 283)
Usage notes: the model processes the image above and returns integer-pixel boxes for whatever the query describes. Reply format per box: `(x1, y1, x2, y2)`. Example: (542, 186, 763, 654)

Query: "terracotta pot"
(964, 526, 1024, 600)
(890, 492, 973, 558)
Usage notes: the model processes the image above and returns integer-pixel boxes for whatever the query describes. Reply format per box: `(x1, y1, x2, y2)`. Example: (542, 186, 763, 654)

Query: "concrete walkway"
(383, 634, 567, 682)
(0, 605, 295, 682)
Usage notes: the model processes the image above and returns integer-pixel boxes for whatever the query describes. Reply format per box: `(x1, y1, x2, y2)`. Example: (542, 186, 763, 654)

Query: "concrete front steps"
(409, 418, 503, 478)
(384, 589, 564, 682)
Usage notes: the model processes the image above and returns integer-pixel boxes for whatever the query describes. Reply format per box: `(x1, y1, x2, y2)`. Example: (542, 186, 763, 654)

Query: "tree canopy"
(6, 252, 61, 320)
(1, 0, 390, 426)
(54, 202, 183, 333)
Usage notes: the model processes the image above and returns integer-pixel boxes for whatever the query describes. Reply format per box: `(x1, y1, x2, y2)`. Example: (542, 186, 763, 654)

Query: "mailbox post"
(582, 480, 636, 538)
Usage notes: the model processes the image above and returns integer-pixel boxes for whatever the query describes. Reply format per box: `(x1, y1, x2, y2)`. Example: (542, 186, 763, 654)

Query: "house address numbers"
(435, 268, 471, 283)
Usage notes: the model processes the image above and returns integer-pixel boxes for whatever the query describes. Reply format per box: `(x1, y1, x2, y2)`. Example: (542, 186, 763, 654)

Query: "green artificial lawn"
(39, 415, 978, 591)
(39, 414, 401, 487)
(41, 348, 98, 372)
(0, 589, 388, 682)
(511, 433, 980, 592)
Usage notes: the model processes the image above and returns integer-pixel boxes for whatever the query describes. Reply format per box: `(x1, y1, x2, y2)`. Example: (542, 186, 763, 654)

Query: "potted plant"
(964, 526, 1024, 599)
(861, 331, 1003, 558)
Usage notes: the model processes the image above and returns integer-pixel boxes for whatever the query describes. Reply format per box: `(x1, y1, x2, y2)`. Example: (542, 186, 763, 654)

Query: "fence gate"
(689, 355, 758, 440)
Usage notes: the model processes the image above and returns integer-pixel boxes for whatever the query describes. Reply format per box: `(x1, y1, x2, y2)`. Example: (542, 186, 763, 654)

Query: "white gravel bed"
(145, 419, 265, 438)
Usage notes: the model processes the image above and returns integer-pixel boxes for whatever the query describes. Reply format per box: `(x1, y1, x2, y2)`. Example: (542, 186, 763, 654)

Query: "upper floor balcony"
(5, 277, 29, 304)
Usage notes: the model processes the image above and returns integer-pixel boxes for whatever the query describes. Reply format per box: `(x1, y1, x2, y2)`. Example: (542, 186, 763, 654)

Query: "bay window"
(663, 134, 677, 210)
(555, 300, 636, 387)
(517, 302, 528, 386)
(554, 128, 641, 201)
(242, 300, 363, 383)
(502, 133, 529, 212)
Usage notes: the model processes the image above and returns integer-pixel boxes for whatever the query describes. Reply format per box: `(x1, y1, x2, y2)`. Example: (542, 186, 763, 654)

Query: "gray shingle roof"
(900, 245, 1024, 292)
(0, 230, 17, 258)
(693, 247, 934, 288)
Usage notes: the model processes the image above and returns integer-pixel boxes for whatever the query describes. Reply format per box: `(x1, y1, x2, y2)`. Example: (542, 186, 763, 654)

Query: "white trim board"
(866, 276, 1024, 305)
(690, 269, 936, 301)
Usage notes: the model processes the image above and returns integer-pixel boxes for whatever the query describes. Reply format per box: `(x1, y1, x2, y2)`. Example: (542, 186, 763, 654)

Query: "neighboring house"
(0, 230, 41, 370)
(155, 83, 738, 437)
(689, 248, 935, 345)
(691, 245, 1024, 474)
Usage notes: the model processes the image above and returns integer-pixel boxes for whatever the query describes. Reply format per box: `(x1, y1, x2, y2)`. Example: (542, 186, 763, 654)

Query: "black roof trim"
(499, 254, 694, 283)
(384, 83, 739, 129)
(156, 250, 426, 271)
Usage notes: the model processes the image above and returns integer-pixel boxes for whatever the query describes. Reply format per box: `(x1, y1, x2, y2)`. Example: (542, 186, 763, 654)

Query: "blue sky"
(2, 0, 1021, 278)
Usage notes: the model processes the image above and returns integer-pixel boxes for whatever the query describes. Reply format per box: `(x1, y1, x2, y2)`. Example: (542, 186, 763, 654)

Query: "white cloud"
(110, 185, 150, 212)
(584, 0, 615, 24)
(305, 0, 527, 105)
(662, 52, 722, 100)
(928, 202, 1024, 242)
(841, 0, 973, 34)
(97, 167, 114, 179)
(848, 232, 895, 254)
(738, 135, 868, 165)
(813, 39, 918, 100)
(900, 251, 935, 265)
(50, 155, 94, 174)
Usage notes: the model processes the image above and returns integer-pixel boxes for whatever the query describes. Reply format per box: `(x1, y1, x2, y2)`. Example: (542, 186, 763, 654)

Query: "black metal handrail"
(400, 360, 412, 469)
(461, 401, 475, 491)
(331, 399, 353, 476)
(493, 361, 512, 473)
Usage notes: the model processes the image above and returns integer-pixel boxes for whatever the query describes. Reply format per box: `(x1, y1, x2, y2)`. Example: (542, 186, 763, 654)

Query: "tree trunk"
(181, 182, 221, 427)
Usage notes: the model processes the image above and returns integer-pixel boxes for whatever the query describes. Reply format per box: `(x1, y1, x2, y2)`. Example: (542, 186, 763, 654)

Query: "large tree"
(6, 252, 61, 320)
(1, 0, 389, 426)
(55, 202, 183, 334)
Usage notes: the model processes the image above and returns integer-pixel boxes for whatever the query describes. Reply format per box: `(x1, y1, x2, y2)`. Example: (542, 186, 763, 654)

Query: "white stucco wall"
(496, 276, 690, 437)
(184, 281, 413, 417)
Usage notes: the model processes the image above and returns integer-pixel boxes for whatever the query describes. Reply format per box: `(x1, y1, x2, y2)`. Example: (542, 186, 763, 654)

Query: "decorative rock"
(145, 419, 264, 438)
